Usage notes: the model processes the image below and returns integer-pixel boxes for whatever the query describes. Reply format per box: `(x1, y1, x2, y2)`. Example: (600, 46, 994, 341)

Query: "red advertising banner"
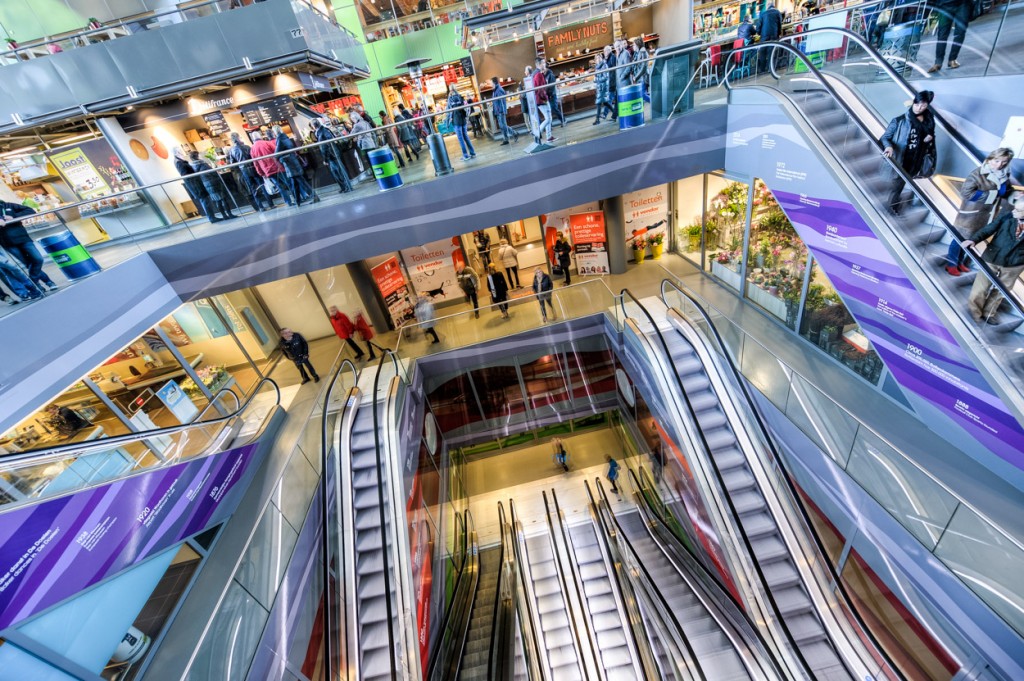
(569, 211, 609, 276)
(371, 257, 415, 327)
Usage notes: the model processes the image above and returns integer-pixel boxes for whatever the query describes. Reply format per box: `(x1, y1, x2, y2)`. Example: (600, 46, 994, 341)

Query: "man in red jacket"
(250, 131, 295, 206)
(532, 59, 554, 143)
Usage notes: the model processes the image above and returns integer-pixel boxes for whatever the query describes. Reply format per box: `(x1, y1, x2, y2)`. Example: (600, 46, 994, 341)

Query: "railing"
(488, 500, 516, 680)
(506, 499, 550, 681)
(0, 46, 700, 316)
(0, 0, 357, 64)
(662, 275, 1024, 640)
(0, 377, 280, 511)
(424, 509, 476, 680)
(319, 358, 360, 681)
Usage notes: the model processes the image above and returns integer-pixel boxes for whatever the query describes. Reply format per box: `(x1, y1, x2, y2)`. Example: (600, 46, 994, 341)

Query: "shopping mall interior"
(0, 0, 1023, 680)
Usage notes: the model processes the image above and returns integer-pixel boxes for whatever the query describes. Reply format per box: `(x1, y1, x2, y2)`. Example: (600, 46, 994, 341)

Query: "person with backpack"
(328, 306, 364, 359)
(532, 267, 556, 322)
(457, 264, 480, 318)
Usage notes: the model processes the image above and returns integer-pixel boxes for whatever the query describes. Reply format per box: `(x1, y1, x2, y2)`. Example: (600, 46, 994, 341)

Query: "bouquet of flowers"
(648, 232, 665, 246)
(182, 365, 229, 399)
(632, 236, 648, 250)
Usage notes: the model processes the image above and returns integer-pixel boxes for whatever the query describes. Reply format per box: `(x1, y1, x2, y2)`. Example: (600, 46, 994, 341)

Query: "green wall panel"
(1, 0, 88, 42)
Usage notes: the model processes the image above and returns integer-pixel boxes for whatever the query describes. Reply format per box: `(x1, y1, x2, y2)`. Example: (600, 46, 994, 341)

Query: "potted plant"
(87, 17, 102, 30)
(648, 232, 665, 259)
(632, 236, 647, 263)
(685, 224, 702, 252)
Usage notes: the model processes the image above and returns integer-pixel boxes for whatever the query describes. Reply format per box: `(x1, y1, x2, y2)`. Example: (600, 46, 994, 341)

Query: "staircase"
(522, 532, 584, 679)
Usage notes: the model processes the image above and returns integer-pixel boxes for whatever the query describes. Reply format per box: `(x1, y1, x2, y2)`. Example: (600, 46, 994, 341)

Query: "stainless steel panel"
(51, 46, 129, 104)
(1, 59, 76, 119)
(105, 29, 186, 91)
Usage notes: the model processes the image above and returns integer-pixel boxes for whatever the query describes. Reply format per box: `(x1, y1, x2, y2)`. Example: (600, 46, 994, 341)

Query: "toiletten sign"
(543, 17, 611, 55)
(569, 211, 609, 275)
(0, 443, 258, 630)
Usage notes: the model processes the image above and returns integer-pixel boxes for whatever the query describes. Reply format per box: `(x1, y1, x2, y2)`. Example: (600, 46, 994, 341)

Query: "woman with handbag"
(349, 111, 376, 173)
(880, 90, 937, 214)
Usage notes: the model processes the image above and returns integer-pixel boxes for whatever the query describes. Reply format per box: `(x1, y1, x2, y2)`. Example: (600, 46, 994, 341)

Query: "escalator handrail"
(626, 466, 788, 681)
(717, 39, 1024, 319)
(4, 377, 281, 466)
(781, 26, 984, 167)
(424, 509, 473, 680)
(542, 489, 602, 680)
(617, 287, 816, 679)
(585, 478, 709, 681)
(508, 498, 552, 681)
(489, 501, 512, 680)
(319, 358, 360, 681)
(371, 349, 400, 681)
(658, 279, 911, 676)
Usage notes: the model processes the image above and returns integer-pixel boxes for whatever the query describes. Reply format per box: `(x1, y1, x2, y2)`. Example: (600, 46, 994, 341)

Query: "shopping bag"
(552, 263, 564, 276)
(264, 177, 279, 195)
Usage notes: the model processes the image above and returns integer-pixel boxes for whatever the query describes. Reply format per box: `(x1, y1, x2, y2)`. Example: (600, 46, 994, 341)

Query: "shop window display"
(799, 262, 884, 384)
(705, 175, 749, 291)
(743, 180, 807, 330)
(674, 174, 706, 267)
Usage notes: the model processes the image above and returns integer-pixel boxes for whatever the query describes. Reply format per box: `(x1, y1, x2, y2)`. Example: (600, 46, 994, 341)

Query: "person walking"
(552, 438, 569, 472)
(273, 125, 319, 206)
(604, 45, 619, 121)
(497, 238, 520, 288)
(0, 248, 43, 303)
(961, 201, 1024, 325)
(490, 77, 520, 144)
(606, 455, 621, 494)
(544, 62, 566, 128)
(279, 327, 320, 384)
(378, 110, 408, 169)
(415, 294, 440, 344)
(880, 90, 936, 214)
(457, 264, 480, 318)
(532, 60, 555, 143)
(946, 148, 1016, 276)
(328, 306, 365, 359)
(929, 0, 970, 73)
(523, 66, 540, 143)
(447, 86, 476, 161)
(754, 2, 783, 72)
(613, 41, 632, 107)
(487, 263, 510, 319)
(251, 132, 296, 206)
(532, 267, 556, 322)
(394, 106, 422, 161)
(553, 232, 573, 285)
(174, 146, 215, 219)
(312, 119, 354, 193)
(475, 230, 492, 268)
(227, 132, 274, 210)
(189, 151, 238, 221)
(354, 312, 386, 359)
(593, 55, 615, 124)
(630, 37, 651, 103)
(0, 200, 57, 292)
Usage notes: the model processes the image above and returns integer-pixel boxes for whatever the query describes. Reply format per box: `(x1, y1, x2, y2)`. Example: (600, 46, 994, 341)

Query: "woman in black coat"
(272, 125, 319, 206)
(174, 147, 215, 220)
(189, 151, 237, 221)
(880, 90, 937, 214)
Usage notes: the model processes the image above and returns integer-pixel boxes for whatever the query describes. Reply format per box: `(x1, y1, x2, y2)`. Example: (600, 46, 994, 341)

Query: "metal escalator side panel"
(331, 385, 363, 681)
(458, 545, 503, 681)
(666, 308, 891, 680)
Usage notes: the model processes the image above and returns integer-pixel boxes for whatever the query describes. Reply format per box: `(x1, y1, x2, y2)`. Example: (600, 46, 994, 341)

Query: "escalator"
(717, 31, 1024, 437)
(457, 546, 502, 680)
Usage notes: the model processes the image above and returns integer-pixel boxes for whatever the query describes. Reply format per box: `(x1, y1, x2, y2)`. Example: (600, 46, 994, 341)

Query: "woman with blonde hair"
(946, 147, 1017, 276)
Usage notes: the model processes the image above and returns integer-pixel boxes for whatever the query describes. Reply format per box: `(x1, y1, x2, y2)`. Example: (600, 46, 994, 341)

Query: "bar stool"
(698, 43, 722, 88)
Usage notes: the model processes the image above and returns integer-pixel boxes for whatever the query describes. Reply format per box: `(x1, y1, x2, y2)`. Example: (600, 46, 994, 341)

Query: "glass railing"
(661, 274, 1024, 640)
(393, 278, 622, 358)
(1, 47, 704, 319)
(0, 0, 358, 65)
(703, 38, 1024, 413)
(0, 376, 280, 511)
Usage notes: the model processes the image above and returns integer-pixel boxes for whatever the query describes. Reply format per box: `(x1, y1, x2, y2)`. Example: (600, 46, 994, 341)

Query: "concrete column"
(347, 261, 391, 331)
(604, 197, 628, 275)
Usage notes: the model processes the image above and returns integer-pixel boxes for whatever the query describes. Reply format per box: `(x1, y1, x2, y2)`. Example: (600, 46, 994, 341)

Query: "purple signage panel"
(725, 104, 1024, 464)
(0, 443, 258, 630)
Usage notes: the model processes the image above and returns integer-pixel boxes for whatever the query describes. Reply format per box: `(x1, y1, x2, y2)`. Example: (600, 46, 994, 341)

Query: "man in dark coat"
(312, 119, 353, 193)
(227, 132, 273, 211)
(929, 0, 971, 73)
(0, 200, 57, 292)
(755, 2, 784, 71)
(962, 201, 1024, 324)
(279, 328, 320, 383)
(486, 263, 510, 319)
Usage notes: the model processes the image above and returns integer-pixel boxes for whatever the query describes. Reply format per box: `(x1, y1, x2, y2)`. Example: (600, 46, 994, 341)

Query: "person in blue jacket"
(0, 200, 57, 293)
(606, 455, 621, 494)
(532, 267, 556, 322)
(737, 15, 757, 44)
(754, 3, 783, 71)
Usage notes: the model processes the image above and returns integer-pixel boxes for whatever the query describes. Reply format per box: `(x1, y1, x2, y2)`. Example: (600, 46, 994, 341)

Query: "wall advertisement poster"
(569, 211, 609, 276)
(399, 237, 463, 302)
(371, 256, 415, 327)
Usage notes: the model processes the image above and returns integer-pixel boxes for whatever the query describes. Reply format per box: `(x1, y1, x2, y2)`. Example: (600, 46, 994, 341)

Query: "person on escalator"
(606, 455, 621, 494)
(961, 200, 1024, 325)
(279, 328, 319, 384)
(946, 148, 1017, 276)
(880, 90, 936, 214)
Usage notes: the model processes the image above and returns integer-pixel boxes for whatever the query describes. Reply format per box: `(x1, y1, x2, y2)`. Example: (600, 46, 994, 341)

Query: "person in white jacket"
(497, 237, 520, 288)
(414, 295, 440, 344)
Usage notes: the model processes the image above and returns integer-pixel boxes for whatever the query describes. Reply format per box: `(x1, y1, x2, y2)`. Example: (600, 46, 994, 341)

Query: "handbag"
(551, 263, 564, 276)
(263, 177, 279, 195)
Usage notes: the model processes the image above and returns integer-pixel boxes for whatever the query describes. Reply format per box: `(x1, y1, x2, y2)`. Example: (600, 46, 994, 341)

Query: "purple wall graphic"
(726, 105, 1024, 465)
(0, 443, 258, 630)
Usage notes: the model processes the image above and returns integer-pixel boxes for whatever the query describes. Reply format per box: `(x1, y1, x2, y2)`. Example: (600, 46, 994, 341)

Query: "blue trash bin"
(368, 147, 403, 192)
(617, 83, 645, 130)
(39, 230, 101, 280)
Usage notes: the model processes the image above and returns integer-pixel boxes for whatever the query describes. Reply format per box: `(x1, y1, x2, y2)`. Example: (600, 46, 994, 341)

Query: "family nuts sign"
(544, 17, 611, 55)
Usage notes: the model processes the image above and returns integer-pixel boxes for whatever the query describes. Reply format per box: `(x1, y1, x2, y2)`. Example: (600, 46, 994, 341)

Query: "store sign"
(371, 256, 415, 327)
(47, 147, 111, 201)
(156, 380, 200, 424)
(203, 111, 231, 136)
(0, 443, 259, 630)
(543, 17, 612, 56)
(400, 237, 461, 301)
(309, 95, 363, 116)
(727, 105, 1024, 461)
(569, 211, 609, 276)
(623, 184, 669, 248)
